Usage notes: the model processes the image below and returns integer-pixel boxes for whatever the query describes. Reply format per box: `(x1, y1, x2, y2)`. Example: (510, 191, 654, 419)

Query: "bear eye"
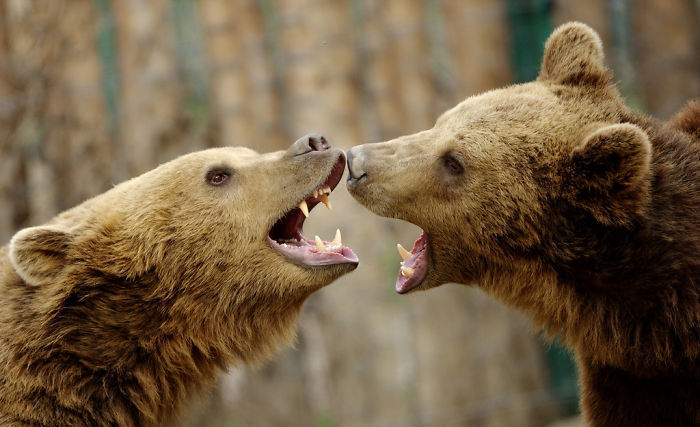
(206, 169, 232, 186)
(442, 154, 464, 175)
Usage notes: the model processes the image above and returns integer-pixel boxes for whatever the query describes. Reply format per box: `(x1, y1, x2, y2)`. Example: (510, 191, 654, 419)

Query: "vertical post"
(258, 0, 291, 141)
(424, 0, 457, 115)
(506, 0, 580, 417)
(92, 0, 119, 138)
(608, 0, 644, 109)
(506, 0, 552, 82)
(172, 0, 210, 145)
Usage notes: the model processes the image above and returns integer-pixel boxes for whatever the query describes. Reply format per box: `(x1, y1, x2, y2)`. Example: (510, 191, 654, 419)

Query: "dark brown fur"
(669, 99, 700, 141)
(0, 141, 355, 425)
(347, 23, 699, 426)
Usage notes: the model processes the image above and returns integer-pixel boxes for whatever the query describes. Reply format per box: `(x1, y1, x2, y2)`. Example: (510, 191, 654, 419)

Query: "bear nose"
(289, 133, 330, 156)
(347, 146, 367, 181)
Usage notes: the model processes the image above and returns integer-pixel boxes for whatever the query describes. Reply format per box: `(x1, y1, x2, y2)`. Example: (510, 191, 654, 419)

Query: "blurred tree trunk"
(0, 0, 111, 238)
(198, 0, 282, 151)
(443, 0, 512, 100)
(111, 0, 183, 176)
(632, 0, 700, 117)
(0, 0, 21, 241)
(42, 1, 113, 214)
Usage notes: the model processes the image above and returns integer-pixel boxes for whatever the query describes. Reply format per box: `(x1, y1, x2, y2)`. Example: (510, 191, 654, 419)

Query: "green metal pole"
(608, 0, 645, 110)
(506, 0, 553, 82)
(92, 0, 120, 137)
(506, 0, 580, 417)
(172, 0, 211, 141)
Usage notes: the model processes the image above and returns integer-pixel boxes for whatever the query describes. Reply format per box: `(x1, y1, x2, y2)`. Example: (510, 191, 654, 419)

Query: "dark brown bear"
(347, 22, 699, 426)
(0, 135, 358, 426)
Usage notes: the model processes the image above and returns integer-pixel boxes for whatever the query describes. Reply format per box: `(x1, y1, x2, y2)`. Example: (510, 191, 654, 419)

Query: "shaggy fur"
(0, 138, 356, 425)
(669, 99, 700, 141)
(347, 22, 699, 426)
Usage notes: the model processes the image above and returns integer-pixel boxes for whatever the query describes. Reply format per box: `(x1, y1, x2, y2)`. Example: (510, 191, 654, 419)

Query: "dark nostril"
(290, 133, 330, 156)
(308, 135, 329, 151)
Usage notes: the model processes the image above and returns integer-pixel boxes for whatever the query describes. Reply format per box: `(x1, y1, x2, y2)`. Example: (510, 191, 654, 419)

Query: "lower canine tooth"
(401, 266, 414, 278)
(332, 229, 341, 245)
(315, 235, 326, 252)
(298, 200, 309, 217)
(397, 243, 411, 261)
(319, 194, 332, 210)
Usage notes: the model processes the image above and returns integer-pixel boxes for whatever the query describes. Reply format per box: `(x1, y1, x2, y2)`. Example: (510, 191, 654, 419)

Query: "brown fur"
(0, 139, 355, 425)
(347, 23, 699, 426)
(668, 99, 700, 141)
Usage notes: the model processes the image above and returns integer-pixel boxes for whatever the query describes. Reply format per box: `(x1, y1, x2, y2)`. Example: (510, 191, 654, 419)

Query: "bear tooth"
(298, 200, 309, 217)
(315, 235, 326, 252)
(397, 243, 411, 261)
(332, 229, 341, 245)
(400, 266, 414, 278)
(313, 190, 318, 198)
(319, 194, 332, 210)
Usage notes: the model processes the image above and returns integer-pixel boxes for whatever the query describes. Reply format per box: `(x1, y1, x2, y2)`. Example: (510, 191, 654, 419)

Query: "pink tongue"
(270, 237, 359, 266)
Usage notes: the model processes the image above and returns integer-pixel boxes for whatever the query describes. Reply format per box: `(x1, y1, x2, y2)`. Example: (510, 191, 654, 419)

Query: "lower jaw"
(395, 263, 428, 293)
(395, 232, 429, 294)
(267, 236, 359, 268)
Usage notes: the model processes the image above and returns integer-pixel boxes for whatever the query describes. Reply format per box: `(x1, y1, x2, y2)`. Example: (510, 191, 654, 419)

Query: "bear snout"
(346, 146, 368, 183)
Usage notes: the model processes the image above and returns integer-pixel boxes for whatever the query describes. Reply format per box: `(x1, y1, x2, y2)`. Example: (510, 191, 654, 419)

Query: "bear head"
(347, 23, 652, 294)
(8, 135, 358, 367)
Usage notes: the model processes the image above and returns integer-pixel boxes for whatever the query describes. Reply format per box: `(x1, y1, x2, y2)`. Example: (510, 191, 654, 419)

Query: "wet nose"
(289, 133, 330, 156)
(346, 146, 367, 181)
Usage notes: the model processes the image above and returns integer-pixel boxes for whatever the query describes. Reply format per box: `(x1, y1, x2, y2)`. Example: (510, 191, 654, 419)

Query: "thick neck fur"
(482, 110, 699, 376)
(0, 252, 306, 426)
(481, 258, 698, 375)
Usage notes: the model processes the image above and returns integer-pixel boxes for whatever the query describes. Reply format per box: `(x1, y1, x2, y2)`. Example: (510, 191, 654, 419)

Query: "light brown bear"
(347, 23, 699, 426)
(0, 135, 358, 426)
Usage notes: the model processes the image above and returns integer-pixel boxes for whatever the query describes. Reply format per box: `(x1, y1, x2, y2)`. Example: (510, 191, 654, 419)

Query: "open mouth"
(395, 231, 429, 293)
(267, 155, 359, 267)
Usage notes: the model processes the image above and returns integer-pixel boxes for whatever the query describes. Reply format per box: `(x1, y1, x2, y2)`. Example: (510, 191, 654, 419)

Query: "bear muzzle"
(346, 146, 368, 184)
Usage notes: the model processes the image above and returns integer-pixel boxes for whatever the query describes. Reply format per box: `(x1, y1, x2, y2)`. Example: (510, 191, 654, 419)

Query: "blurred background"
(1, 0, 698, 426)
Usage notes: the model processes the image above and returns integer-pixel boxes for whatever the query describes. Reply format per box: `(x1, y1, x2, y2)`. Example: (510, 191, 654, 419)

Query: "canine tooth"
(401, 266, 414, 278)
(319, 194, 332, 210)
(397, 243, 411, 261)
(332, 229, 341, 245)
(298, 200, 309, 217)
(313, 190, 318, 198)
(315, 235, 326, 252)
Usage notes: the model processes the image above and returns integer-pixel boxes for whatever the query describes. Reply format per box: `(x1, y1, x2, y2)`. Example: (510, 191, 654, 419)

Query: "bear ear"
(9, 226, 71, 286)
(564, 123, 652, 226)
(539, 22, 609, 87)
